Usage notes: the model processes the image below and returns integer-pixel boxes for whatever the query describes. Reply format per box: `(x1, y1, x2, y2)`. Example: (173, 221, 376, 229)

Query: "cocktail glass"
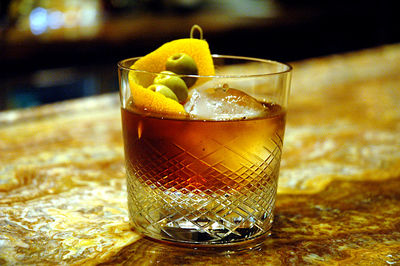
(118, 55, 292, 247)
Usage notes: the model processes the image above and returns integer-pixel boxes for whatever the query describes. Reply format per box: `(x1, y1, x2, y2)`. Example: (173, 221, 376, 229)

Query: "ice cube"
(184, 85, 266, 120)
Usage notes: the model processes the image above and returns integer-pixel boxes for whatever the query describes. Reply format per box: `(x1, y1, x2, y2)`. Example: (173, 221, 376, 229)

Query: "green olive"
(148, 84, 178, 102)
(166, 53, 198, 88)
(153, 71, 188, 102)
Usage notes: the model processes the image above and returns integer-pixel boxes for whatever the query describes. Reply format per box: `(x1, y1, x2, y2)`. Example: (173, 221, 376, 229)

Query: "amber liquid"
(122, 104, 286, 245)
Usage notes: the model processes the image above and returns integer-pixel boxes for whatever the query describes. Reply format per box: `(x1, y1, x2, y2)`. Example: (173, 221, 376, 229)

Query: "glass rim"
(118, 54, 292, 78)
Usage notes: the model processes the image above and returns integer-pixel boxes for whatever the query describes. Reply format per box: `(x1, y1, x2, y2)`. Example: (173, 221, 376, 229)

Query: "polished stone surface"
(1, 44, 400, 265)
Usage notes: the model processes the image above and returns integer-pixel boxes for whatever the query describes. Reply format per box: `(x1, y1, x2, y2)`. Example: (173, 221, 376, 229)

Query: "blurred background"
(0, 0, 399, 111)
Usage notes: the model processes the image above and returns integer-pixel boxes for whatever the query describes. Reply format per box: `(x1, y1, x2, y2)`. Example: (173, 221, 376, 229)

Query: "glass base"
(135, 225, 272, 251)
(130, 212, 274, 246)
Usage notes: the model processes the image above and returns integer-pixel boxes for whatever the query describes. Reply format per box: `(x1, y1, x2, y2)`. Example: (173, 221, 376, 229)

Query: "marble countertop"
(1, 44, 400, 265)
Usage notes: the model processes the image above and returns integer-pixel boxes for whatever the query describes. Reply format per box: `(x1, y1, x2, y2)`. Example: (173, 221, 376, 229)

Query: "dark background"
(0, 0, 399, 110)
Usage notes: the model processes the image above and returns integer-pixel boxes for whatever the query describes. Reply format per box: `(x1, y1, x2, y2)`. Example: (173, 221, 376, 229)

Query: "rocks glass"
(118, 55, 291, 247)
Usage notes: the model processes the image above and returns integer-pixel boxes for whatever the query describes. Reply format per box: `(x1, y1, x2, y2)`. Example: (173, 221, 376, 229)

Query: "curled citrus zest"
(128, 29, 214, 116)
(190, 25, 203, 40)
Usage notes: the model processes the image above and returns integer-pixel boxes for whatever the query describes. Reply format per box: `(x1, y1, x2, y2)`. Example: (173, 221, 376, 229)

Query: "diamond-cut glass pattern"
(127, 130, 283, 244)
